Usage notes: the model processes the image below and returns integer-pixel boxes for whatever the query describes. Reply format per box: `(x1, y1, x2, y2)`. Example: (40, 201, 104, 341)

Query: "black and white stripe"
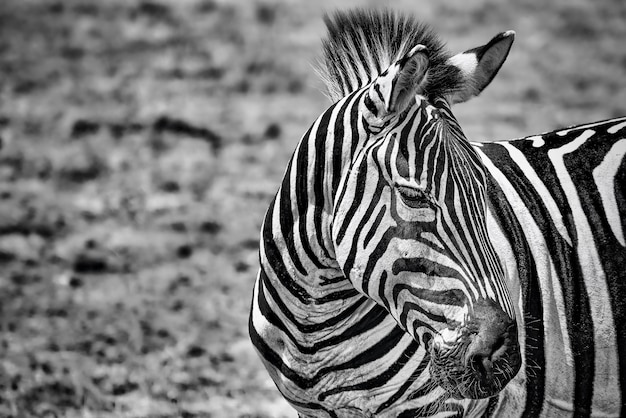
(477, 117, 626, 417)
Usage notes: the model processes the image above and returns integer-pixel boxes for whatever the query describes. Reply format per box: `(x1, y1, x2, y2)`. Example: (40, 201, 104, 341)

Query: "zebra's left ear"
(447, 31, 515, 104)
(370, 44, 429, 115)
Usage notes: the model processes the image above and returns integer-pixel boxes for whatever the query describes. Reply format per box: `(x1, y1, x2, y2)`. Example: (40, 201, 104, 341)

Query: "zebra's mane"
(318, 9, 464, 102)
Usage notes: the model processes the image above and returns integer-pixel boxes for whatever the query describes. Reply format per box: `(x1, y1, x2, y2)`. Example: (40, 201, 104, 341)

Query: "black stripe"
(276, 160, 308, 276)
(313, 107, 335, 262)
(364, 204, 386, 248)
(295, 131, 327, 270)
(400, 301, 444, 331)
(335, 155, 370, 246)
(350, 177, 385, 251)
(378, 270, 391, 313)
(314, 288, 360, 304)
(360, 228, 395, 291)
(392, 282, 466, 307)
(331, 96, 351, 194)
(395, 111, 419, 178)
(350, 92, 365, 155)
(374, 82, 384, 102)
(364, 92, 379, 117)
(483, 164, 546, 417)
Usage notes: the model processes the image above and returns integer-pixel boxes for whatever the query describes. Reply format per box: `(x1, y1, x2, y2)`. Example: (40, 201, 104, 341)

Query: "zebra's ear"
(371, 44, 429, 115)
(447, 31, 515, 104)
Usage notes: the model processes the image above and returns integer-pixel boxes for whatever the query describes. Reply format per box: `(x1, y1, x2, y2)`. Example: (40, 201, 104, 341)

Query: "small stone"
(200, 220, 221, 234)
(176, 244, 193, 259)
(264, 123, 281, 139)
(186, 345, 206, 358)
(73, 252, 108, 273)
(70, 119, 100, 139)
(68, 276, 83, 288)
(234, 260, 250, 272)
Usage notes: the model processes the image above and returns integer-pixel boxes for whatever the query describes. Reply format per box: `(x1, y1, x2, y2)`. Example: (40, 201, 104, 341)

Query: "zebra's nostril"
(464, 329, 512, 378)
(470, 352, 494, 381)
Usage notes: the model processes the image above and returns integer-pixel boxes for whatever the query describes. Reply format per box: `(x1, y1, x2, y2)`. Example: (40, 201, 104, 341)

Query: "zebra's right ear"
(447, 31, 515, 104)
(367, 44, 430, 117)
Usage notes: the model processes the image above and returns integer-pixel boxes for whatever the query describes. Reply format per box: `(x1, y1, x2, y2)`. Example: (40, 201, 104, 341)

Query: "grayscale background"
(0, 0, 623, 416)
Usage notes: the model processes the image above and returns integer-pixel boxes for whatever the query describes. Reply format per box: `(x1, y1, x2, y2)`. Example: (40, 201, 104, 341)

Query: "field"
(0, 0, 623, 417)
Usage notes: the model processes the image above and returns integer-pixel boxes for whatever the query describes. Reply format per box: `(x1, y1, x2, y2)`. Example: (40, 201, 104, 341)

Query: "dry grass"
(0, 0, 623, 417)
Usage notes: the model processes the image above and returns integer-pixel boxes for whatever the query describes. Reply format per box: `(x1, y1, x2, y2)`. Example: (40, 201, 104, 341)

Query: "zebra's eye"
(396, 185, 432, 209)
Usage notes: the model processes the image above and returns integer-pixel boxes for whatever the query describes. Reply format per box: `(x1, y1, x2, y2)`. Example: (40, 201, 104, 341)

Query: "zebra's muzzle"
(429, 298, 521, 399)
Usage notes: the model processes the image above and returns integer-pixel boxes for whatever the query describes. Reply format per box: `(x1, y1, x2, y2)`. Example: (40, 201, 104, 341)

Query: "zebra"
(249, 8, 626, 417)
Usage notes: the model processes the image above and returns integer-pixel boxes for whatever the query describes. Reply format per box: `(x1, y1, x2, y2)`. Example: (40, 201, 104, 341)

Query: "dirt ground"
(0, 0, 623, 417)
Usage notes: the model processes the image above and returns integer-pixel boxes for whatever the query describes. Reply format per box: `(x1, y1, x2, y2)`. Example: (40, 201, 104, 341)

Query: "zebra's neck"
(260, 91, 370, 318)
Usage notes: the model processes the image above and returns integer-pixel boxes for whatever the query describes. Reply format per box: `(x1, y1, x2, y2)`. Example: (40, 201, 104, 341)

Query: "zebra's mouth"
(425, 298, 522, 399)
(429, 329, 521, 399)
(430, 350, 519, 399)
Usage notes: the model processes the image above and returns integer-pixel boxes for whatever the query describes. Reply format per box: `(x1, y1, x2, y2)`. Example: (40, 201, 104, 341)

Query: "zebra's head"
(328, 15, 521, 400)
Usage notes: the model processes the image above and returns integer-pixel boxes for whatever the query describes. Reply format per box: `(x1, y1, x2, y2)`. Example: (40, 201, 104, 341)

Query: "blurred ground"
(0, 0, 623, 417)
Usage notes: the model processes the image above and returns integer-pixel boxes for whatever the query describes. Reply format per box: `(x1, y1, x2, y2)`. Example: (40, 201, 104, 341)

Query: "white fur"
(448, 53, 478, 78)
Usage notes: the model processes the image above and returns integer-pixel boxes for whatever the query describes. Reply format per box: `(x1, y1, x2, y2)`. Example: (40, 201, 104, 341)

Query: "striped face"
(332, 94, 521, 399)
